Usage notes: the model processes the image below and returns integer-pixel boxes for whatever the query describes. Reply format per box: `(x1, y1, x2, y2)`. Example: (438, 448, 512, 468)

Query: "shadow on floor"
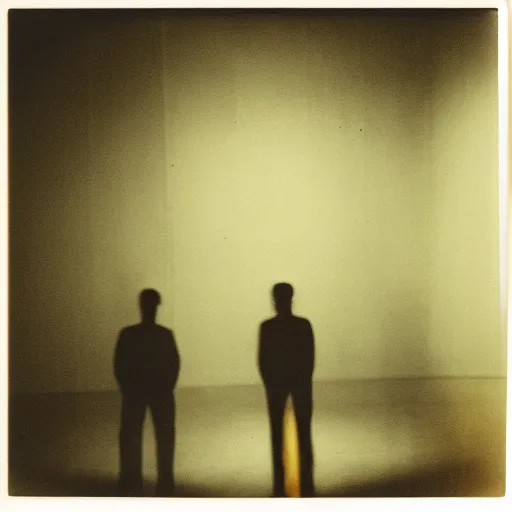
(323, 458, 504, 498)
(9, 457, 504, 498)
(9, 468, 248, 498)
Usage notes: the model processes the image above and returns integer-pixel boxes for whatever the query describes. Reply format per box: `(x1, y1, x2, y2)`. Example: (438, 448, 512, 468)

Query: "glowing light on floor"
(283, 396, 300, 497)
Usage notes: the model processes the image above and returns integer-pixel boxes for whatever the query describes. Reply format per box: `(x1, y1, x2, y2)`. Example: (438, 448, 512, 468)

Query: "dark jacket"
(258, 315, 315, 387)
(114, 323, 180, 398)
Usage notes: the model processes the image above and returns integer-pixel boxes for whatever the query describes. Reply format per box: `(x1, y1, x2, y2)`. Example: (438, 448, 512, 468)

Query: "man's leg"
(265, 385, 288, 497)
(119, 395, 146, 496)
(292, 381, 314, 497)
(151, 394, 176, 497)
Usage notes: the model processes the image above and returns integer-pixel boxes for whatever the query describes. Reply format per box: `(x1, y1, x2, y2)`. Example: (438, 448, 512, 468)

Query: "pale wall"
(8, 11, 503, 393)
(427, 12, 504, 377)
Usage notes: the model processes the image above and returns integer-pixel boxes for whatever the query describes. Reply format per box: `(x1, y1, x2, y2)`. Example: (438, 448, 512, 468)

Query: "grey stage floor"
(8, 378, 506, 497)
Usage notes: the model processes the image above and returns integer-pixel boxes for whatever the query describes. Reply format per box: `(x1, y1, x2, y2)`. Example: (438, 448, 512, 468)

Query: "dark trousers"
(265, 381, 314, 497)
(118, 393, 175, 496)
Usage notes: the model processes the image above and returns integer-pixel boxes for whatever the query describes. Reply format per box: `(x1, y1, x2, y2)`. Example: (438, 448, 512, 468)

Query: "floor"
(8, 378, 507, 498)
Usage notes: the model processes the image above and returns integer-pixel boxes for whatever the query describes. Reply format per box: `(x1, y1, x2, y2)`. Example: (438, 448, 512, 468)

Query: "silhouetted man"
(114, 289, 180, 497)
(258, 283, 315, 497)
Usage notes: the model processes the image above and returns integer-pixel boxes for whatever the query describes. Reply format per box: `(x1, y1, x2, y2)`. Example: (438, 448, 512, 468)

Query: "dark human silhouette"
(258, 283, 315, 497)
(114, 289, 180, 497)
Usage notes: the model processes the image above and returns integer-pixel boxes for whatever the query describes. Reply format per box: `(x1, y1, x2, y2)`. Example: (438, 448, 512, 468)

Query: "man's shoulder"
(260, 317, 276, 328)
(156, 324, 174, 337)
(294, 316, 312, 327)
(119, 324, 174, 337)
(119, 324, 139, 336)
(261, 316, 312, 327)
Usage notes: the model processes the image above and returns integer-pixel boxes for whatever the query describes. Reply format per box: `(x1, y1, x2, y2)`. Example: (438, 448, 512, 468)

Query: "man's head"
(272, 282, 294, 315)
(139, 288, 161, 323)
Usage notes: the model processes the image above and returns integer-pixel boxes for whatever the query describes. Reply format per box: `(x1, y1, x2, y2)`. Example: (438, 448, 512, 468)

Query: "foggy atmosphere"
(7, 7, 506, 498)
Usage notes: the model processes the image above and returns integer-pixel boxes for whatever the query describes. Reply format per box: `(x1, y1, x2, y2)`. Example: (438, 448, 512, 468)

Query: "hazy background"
(9, 9, 503, 393)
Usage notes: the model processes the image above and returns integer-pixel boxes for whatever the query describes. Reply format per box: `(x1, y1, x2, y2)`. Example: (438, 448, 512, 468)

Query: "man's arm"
(259, 322, 278, 385)
(258, 323, 270, 383)
(305, 320, 315, 379)
(168, 330, 180, 391)
(114, 329, 129, 392)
